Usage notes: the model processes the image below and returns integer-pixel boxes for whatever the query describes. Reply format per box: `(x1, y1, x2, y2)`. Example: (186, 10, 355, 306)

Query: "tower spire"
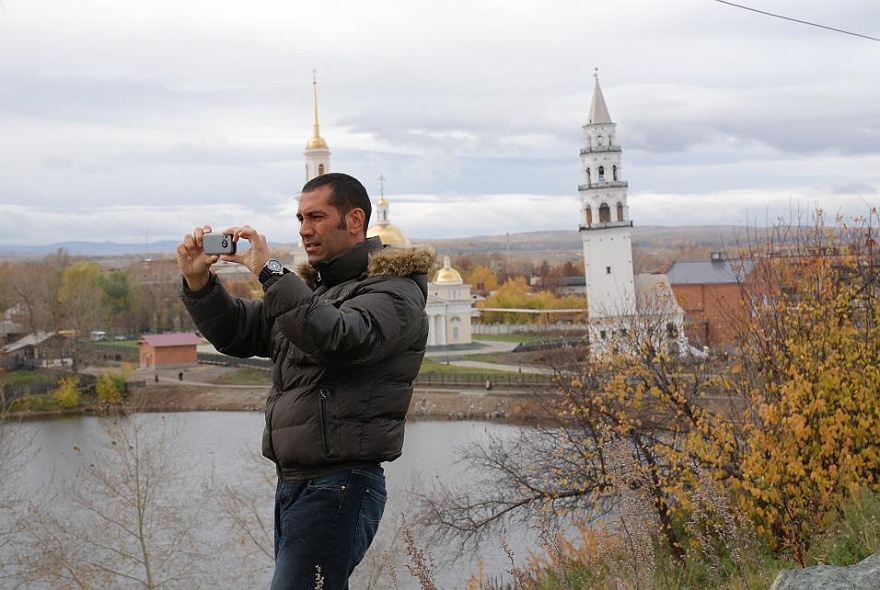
(588, 67, 612, 125)
(376, 174, 389, 223)
(304, 69, 330, 181)
(307, 69, 328, 149)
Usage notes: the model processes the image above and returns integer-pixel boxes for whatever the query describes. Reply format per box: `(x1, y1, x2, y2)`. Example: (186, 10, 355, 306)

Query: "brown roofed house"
(138, 332, 203, 369)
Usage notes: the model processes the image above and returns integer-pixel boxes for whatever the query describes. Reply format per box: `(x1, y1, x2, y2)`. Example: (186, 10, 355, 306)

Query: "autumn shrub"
(95, 372, 124, 405)
(8, 393, 55, 413)
(53, 376, 81, 409)
(730, 211, 880, 564)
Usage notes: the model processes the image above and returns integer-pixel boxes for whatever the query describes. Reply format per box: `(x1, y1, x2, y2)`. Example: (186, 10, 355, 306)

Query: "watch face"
(266, 259, 284, 273)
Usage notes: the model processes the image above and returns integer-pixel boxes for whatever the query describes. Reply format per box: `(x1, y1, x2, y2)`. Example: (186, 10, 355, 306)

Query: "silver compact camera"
(202, 233, 236, 255)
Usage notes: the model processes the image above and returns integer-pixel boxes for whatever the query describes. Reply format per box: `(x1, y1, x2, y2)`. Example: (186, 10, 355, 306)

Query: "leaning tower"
(578, 71, 636, 344)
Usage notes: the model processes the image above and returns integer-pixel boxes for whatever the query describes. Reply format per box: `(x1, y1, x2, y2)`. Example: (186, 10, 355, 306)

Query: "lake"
(2, 413, 541, 589)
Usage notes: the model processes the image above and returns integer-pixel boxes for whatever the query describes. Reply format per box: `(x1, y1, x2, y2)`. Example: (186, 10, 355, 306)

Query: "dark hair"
(302, 173, 372, 232)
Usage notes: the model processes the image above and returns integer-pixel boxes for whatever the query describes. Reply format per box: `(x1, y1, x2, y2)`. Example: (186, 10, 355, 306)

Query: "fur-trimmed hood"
(296, 238, 435, 291)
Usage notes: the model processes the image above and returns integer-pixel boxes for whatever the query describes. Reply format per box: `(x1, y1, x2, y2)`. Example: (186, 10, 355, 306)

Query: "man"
(176, 173, 433, 589)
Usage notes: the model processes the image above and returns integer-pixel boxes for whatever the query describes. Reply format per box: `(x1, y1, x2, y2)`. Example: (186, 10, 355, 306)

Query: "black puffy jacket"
(181, 237, 433, 479)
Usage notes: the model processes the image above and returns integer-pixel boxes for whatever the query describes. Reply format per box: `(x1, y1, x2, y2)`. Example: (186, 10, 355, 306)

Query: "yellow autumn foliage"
(731, 211, 880, 564)
(53, 376, 81, 409)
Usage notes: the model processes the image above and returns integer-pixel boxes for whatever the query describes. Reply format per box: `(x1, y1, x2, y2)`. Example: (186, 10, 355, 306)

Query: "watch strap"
(258, 260, 288, 285)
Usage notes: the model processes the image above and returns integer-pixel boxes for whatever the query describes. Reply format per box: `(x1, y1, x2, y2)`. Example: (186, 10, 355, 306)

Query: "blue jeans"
(269, 464, 387, 590)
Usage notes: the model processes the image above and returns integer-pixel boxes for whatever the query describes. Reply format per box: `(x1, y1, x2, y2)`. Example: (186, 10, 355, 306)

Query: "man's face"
(297, 186, 359, 265)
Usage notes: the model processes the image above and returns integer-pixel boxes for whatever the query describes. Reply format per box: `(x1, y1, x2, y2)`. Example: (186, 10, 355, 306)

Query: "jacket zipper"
(319, 387, 331, 456)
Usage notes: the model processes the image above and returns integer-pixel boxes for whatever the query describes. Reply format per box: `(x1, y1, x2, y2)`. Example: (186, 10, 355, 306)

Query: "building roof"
(139, 333, 202, 348)
(667, 258, 755, 285)
(1, 319, 26, 337)
(2, 331, 58, 354)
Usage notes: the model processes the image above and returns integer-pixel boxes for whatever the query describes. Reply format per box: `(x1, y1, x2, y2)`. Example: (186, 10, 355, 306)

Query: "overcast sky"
(1, 0, 878, 247)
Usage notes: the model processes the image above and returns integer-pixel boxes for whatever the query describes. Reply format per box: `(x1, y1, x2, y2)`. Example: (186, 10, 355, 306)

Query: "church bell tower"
(578, 71, 636, 343)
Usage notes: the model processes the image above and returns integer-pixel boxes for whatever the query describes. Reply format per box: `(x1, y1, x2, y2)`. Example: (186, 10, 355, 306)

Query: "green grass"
(807, 488, 880, 566)
(474, 333, 546, 344)
(211, 368, 271, 385)
(463, 351, 518, 364)
(474, 333, 581, 344)
(473, 334, 528, 343)
(92, 340, 139, 350)
(419, 358, 518, 376)
(5, 370, 55, 388)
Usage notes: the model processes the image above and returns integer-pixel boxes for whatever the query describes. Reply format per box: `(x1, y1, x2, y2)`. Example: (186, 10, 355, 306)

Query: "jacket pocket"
(262, 391, 281, 463)
(318, 386, 341, 459)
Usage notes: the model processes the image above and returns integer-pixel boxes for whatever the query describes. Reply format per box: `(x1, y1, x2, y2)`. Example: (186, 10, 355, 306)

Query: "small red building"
(138, 333, 202, 368)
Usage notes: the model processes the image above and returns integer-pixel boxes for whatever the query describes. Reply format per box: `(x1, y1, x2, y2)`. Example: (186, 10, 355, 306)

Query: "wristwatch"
(258, 258, 287, 286)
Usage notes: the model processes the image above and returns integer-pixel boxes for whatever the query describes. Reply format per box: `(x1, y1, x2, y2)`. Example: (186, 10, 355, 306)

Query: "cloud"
(1, 0, 879, 247)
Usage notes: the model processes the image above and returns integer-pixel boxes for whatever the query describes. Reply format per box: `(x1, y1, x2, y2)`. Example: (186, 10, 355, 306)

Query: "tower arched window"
(598, 166, 605, 182)
(318, 164, 325, 175)
(599, 204, 611, 223)
(586, 206, 593, 227)
(597, 134, 604, 146)
(586, 168, 591, 186)
(612, 165, 618, 181)
(617, 202, 624, 221)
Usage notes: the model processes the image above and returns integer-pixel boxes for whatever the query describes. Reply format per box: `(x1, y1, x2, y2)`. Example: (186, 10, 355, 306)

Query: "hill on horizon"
(0, 225, 748, 266)
(413, 225, 748, 266)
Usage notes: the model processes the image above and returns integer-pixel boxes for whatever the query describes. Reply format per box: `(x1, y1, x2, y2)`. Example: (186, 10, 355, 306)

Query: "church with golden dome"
(362, 177, 473, 346)
(297, 73, 473, 347)
(426, 256, 474, 346)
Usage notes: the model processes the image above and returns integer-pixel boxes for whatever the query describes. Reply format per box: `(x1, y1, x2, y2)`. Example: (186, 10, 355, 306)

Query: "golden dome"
(434, 256, 463, 284)
(306, 135, 328, 149)
(367, 224, 411, 248)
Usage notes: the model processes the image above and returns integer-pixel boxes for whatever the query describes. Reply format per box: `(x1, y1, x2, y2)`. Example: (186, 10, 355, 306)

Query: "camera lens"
(221, 238, 228, 247)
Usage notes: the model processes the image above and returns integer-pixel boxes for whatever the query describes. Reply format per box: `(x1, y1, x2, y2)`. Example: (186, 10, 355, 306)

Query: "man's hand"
(218, 225, 272, 275)
(177, 224, 272, 291)
(176, 225, 218, 291)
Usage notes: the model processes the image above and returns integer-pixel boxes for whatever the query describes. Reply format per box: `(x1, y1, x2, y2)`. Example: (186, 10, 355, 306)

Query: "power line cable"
(713, 0, 880, 43)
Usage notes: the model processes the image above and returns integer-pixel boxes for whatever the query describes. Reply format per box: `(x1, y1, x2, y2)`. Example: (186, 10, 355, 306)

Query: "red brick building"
(667, 253, 755, 351)
(138, 332, 202, 368)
